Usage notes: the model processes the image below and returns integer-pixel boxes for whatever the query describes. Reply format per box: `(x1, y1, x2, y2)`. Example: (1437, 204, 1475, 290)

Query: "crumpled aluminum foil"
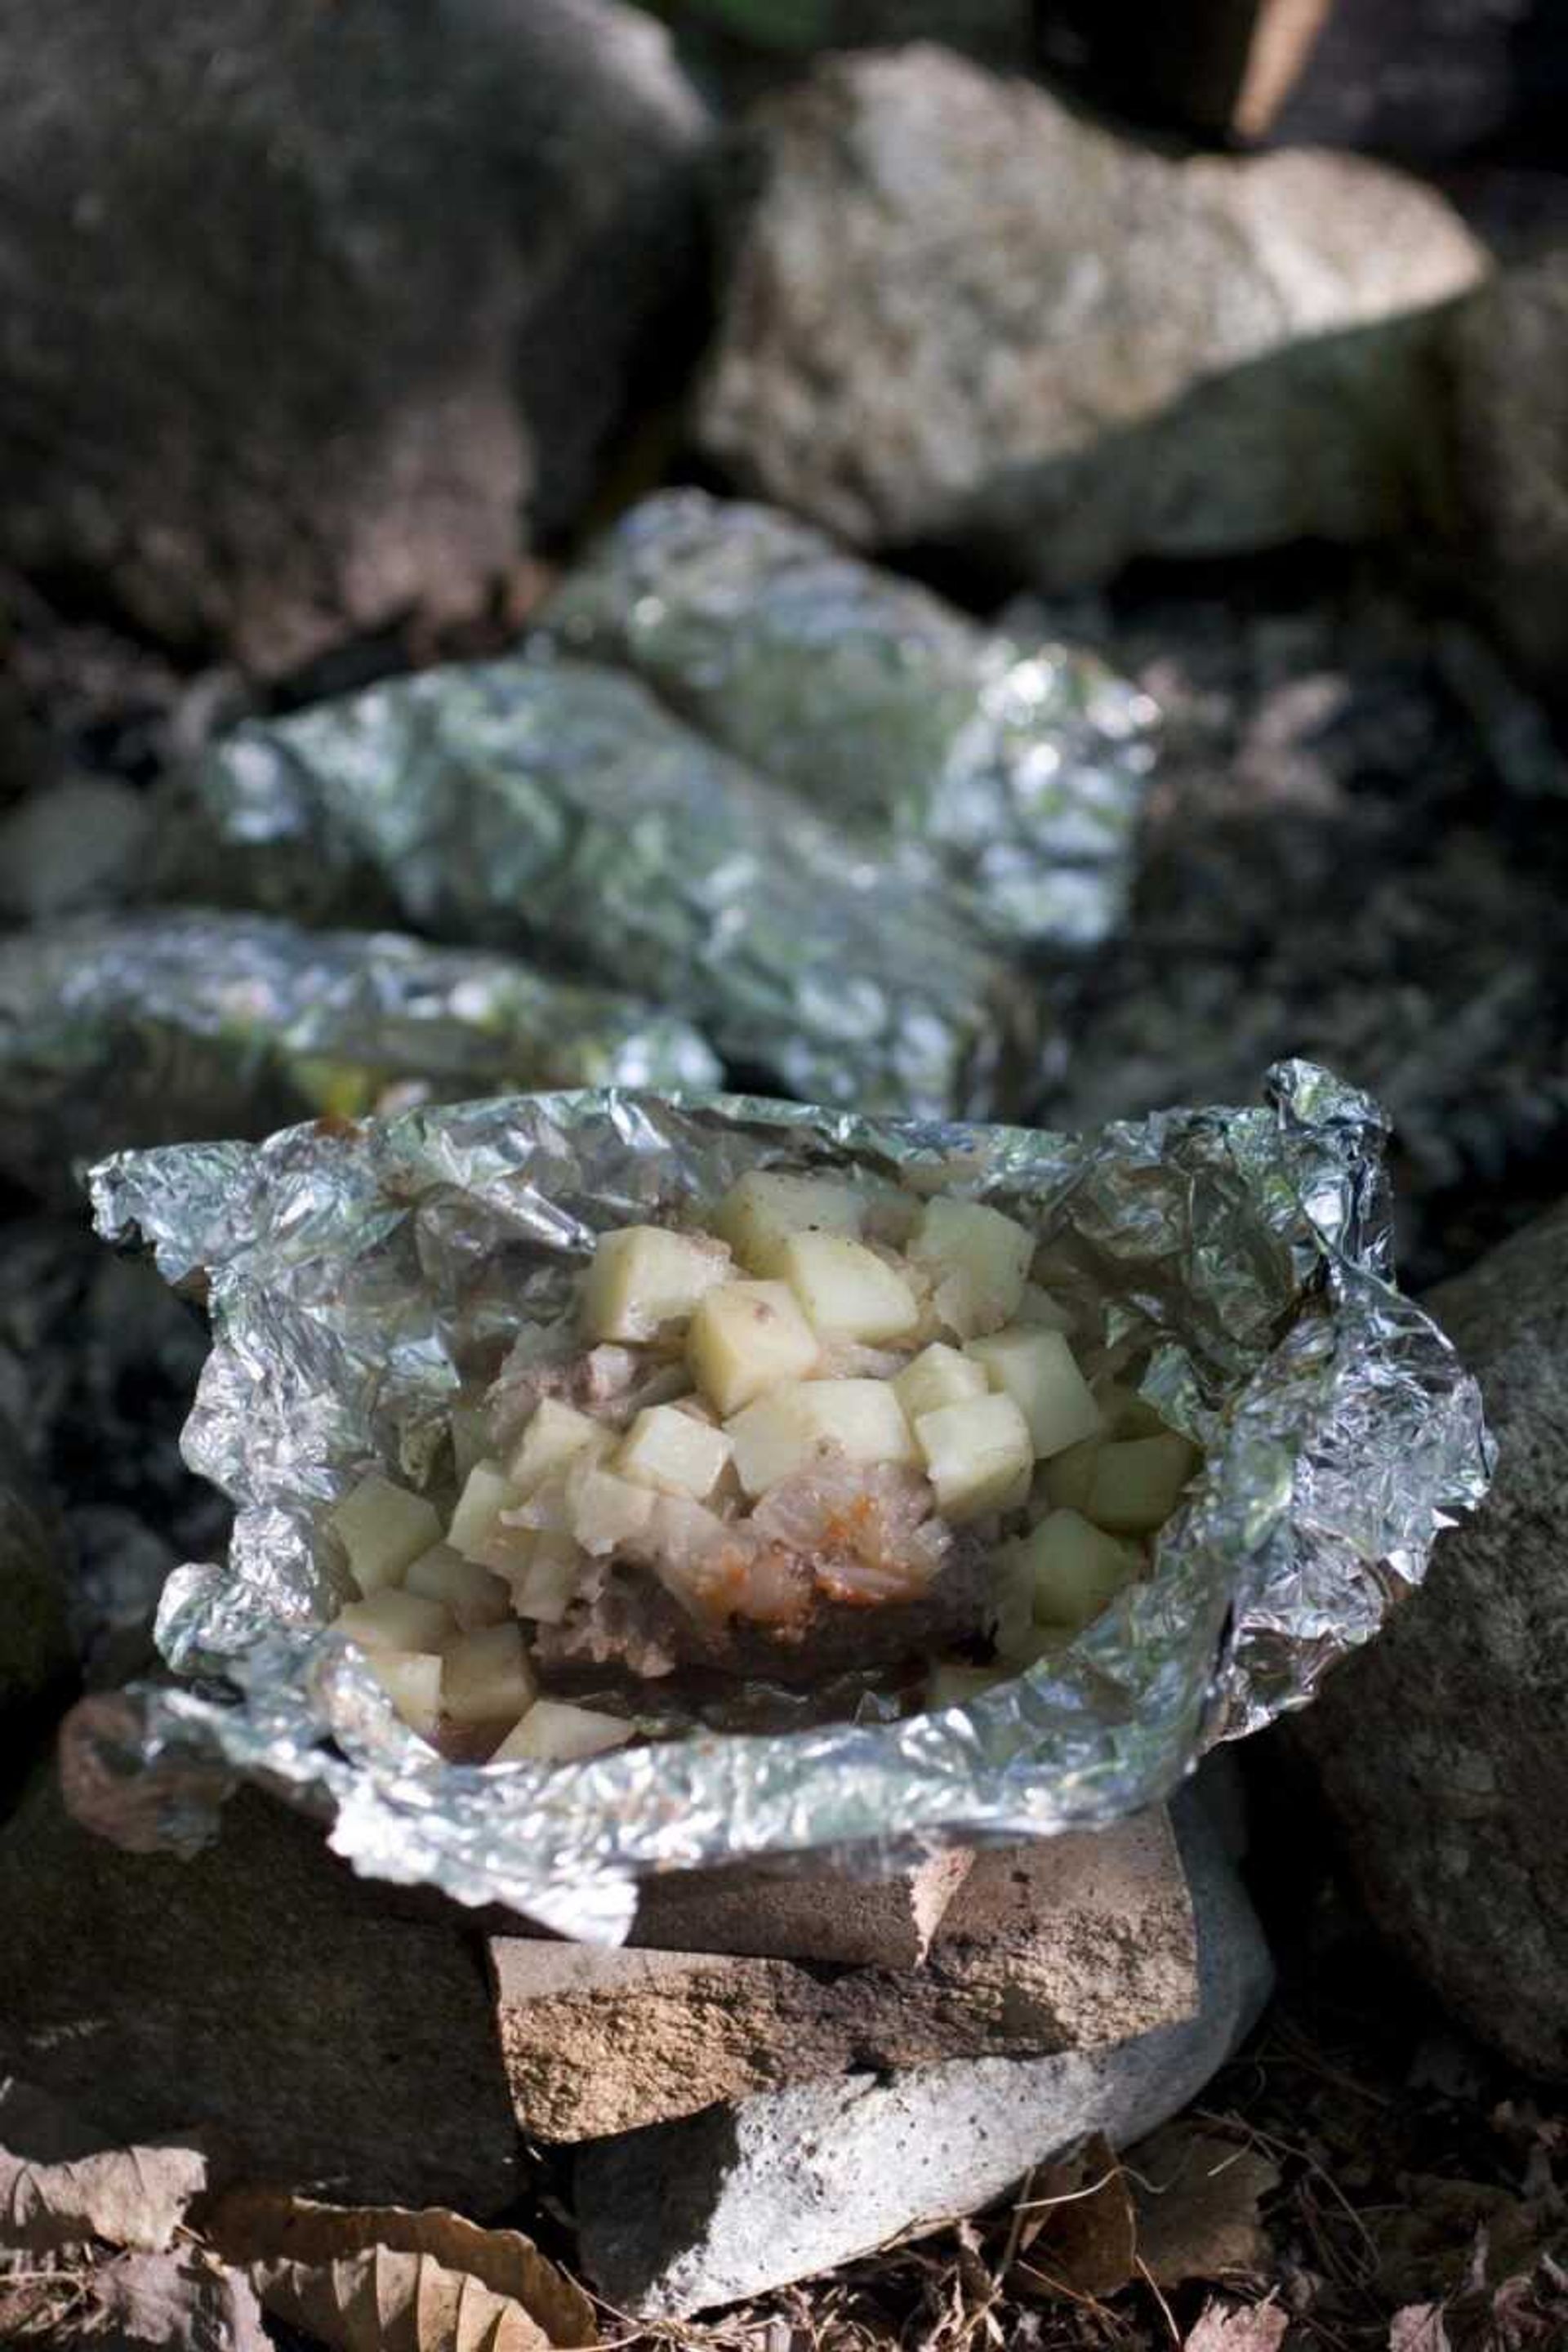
(0, 907, 719, 1200)
(71, 1061, 1490, 1944)
(153, 658, 1037, 1118)
(538, 488, 1156, 949)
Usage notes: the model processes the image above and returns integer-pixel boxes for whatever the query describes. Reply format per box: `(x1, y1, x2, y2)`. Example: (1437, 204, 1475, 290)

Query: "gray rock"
(1449, 251, 1568, 697)
(577, 1798, 1272, 2317)
(0, 0, 706, 676)
(697, 47, 1486, 589)
(0, 1770, 519, 2212)
(0, 1414, 70, 1733)
(1298, 1203, 1568, 2080)
(0, 779, 153, 920)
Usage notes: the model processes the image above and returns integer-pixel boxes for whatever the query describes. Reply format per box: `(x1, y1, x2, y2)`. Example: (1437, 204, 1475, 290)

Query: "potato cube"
(779, 1232, 920, 1344)
(726, 1378, 916, 1495)
(914, 1392, 1033, 1521)
(616, 1404, 733, 1501)
(448, 1458, 522, 1562)
(364, 1650, 443, 1740)
(687, 1280, 820, 1415)
(336, 1588, 454, 1653)
(1045, 1434, 1102, 1514)
(909, 1199, 1033, 1339)
(1012, 1508, 1140, 1631)
(510, 1534, 584, 1625)
(964, 1328, 1103, 1459)
(1094, 1378, 1171, 1439)
(569, 1465, 657, 1555)
(581, 1224, 729, 1342)
(714, 1170, 866, 1277)
(1085, 1434, 1199, 1534)
(508, 1398, 600, 1495)
(403, 1544, 511, 1631)
(488, 1699, 634, 1765)
(448, 1399, 492, 1486)
(441, 1622, 538, 1729)
(893, 1342, 988, 1425)
(327, 1473, 443, 1597)
(1015, 1283, 1077, 1334)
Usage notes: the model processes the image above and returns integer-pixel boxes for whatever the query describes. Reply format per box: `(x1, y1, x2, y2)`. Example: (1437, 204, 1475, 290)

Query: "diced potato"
(364, 1650, 443, 1740)
(1015, 1282, 1076, 1334)
(893, 1342, 988, 1425)
(1094, 1378, 1171, 1439)
(908, 1198, 1033, 1339)
(924, 1661, 1011, 1709)
(448, 1399, 492, 1486)
(914, 1393, 1033, 1521)
(569, 1465, 657, 1555)
(1085, 1434, 1200, 1534)
(1010, 1508, 1140, 1631)
(441, 1622, 538, 1729)
(448, 1458, 524, 1563)
(327, 1473, 443, 1597)
(714, 1170, 866, 1277)
(779, 1232, 920, 1344)
(404, 1544, 511, 1631)
(964, 1328, 1103, 1459)
(726, 1378, 917, 1496)
(488, 1699, 634, 1765)
(510, 1534, 584, 1625)
(616, 1404, 733, 1501)
(581, 1224, 729, 1343)
(687, 1280, 820, 1415)
(509, 1396, 604, 1493)
(1045, 1434, 1102, 1514)
(336, 1587, 454, 1653)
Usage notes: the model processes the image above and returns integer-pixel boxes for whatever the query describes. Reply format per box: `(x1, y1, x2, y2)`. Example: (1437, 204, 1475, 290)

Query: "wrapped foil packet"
(73, 1062, 1489, 1942)
(540, 488, 1156, 948)
(0, 907, 719, 1199)
(154, 659, 1034, 1117)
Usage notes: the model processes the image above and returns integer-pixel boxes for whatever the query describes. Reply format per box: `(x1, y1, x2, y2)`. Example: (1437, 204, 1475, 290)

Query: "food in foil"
(0, 907, 719, 1196)
(155, 658, 1036, 1116)
(540, 488, 1157, 948)
(75, 1067, 1489, 1943)
(319, 1170, 1202, 1754)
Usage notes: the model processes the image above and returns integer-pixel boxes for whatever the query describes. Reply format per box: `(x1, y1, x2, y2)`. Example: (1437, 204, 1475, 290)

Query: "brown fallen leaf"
(204, 2188, 597, 2348)
(0, 2078, 207, 2254)
(1183, 2298, 1290, 2352)
(1388, 2306, 1451, 2352)
(1010, 2133, 1138, 2302)
(256, 2245, 553, 2352)
(93, 2246, 272, 2350)
(1130, 2123, 1281, 2285)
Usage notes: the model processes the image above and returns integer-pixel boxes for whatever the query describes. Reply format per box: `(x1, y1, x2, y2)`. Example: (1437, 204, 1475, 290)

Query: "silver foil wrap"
(74, 1061, 1489, 1943)
(0, 908, 719, 1199)
(154, 659, 1036, 1118)
(540, 488, 1156, 948)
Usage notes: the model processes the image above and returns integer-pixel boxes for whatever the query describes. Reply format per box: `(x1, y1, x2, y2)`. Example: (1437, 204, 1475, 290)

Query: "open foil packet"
(69, 1062, 1490, 1943)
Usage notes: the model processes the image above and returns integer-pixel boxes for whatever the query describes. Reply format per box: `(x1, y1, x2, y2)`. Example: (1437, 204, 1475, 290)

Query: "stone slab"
(629, 1845, 973, 1969)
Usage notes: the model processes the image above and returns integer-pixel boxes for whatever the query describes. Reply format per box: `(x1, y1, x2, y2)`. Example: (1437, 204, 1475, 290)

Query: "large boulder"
(0, 0, 706, 677)
(696, 46, 1486, 589)
(1448, 250, 1568, 696)
(1298, 1202, 1568, 2078)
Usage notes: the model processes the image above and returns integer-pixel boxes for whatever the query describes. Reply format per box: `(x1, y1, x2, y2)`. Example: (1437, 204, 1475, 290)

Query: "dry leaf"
(1388, 2306, 1451, 2352)
(205, 2189, 596, 2347)
(1011, 2134, 1137, 2302)
(93, 2246, 271, 2350)
(256, 2245, 552, 2352)
(1183, 2298, 1290, 2352)
(0, 2079, 207, 2254)
(1131, 2124, 1281, 2285)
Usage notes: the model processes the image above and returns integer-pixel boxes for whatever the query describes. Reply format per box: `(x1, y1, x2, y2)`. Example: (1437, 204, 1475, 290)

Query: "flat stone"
(576, 1796, 1268, 2317)
(0, 1771, 517, 2214)
(697, 46, 1485, 590)
(1298, 1202, 1568, 2078)
(495, 1811, 1197, 2140)
(629, 1847, 974, 1969)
